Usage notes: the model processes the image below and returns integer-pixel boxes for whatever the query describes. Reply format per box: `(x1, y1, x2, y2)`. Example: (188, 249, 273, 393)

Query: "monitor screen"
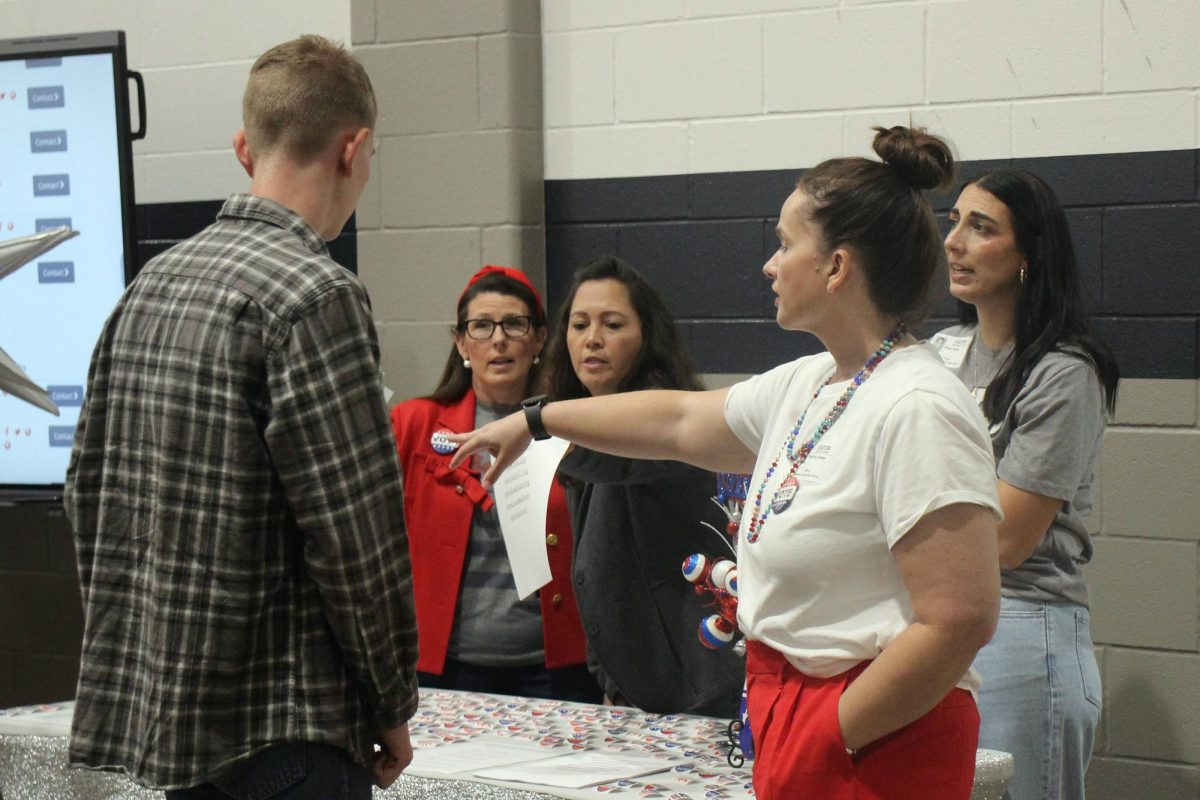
(0, 32, 137, 493)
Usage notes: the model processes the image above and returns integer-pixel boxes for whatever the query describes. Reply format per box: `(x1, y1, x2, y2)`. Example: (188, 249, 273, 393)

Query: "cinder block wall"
(541, 2, 1199, 797)
(350, 0, 546, 403)
(0, 0, 351, 204)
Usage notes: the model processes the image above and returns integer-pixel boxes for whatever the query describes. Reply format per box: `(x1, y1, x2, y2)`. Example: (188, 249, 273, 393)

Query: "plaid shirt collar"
(218, 193, 330, 257)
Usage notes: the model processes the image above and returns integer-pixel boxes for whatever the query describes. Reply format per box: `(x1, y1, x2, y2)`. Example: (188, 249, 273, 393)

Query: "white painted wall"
(0, 0, 351, 203)
(542, 0, 1200, 178)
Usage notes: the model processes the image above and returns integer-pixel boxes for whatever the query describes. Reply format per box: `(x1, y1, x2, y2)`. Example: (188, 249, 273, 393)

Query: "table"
(0, 693, 1012, 799)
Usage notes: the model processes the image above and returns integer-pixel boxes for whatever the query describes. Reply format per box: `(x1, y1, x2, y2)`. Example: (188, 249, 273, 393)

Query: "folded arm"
(996, 480, 1061, 569)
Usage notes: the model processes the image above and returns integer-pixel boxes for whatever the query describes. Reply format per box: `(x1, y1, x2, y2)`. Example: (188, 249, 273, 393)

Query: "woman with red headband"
(389, 266, 595, 701)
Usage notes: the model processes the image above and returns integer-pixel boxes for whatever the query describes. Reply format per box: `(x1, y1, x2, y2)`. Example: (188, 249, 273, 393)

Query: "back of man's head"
(242, 35, 376, 163)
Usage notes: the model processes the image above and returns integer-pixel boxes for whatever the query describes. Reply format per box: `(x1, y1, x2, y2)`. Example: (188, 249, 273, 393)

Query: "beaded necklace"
(744, 323, 906, 544)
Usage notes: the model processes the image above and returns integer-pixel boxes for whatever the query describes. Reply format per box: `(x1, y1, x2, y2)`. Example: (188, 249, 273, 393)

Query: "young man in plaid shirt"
(65, 35, 417, 798)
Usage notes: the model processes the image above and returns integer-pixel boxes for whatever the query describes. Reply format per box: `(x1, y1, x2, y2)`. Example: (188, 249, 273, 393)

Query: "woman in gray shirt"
(935, 170, 1119, 800)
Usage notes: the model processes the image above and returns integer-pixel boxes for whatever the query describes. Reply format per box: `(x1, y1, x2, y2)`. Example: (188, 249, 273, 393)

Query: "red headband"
(460, 265, 544, 319)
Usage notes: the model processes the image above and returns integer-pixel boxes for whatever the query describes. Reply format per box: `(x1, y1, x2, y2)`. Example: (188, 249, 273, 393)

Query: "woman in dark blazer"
(542, 256, 744, 717)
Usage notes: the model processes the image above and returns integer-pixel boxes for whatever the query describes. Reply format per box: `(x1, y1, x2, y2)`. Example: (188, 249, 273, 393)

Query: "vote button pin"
(431, 430, 459, 454)
(770, 475, 799, 514)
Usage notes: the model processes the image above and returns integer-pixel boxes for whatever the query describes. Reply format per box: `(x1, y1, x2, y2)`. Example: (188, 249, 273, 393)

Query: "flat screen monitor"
(0, 31, 139, 497)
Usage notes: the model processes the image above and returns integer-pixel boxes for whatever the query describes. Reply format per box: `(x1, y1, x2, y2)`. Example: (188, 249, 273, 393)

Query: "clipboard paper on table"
(474, 750, 673, 789)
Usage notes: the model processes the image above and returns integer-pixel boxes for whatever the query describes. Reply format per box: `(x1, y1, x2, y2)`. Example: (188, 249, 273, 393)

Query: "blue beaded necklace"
(745, 323, 906, 544)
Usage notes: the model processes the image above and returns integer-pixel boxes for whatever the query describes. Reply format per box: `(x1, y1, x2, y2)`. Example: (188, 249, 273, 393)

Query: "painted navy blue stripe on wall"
(546, 149, 1200, 379)
(135, 200, 359, 276)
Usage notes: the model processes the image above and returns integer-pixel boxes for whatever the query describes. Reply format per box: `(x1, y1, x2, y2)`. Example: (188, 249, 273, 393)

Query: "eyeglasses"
(461, 315, 534, 340)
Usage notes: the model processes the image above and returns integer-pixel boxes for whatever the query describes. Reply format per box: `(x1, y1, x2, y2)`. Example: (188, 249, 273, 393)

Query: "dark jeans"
(165, 742, 371, 800)
(419, 659, 602, 704)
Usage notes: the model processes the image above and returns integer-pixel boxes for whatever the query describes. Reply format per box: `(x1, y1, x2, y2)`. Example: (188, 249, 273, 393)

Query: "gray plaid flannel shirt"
(64, 194, 418, 790)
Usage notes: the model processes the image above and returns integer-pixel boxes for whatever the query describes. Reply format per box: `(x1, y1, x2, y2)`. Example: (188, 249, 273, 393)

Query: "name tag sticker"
(929, 334, 973, 370)
(796, 442, 831, 484)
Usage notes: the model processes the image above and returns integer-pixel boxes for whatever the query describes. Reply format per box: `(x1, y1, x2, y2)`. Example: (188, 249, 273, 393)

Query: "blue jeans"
(975, 597, 1101, 800)
(165, 742, 372, 800)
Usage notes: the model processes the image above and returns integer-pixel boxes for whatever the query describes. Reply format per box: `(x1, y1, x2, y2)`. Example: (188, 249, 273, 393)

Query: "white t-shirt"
(724, 343, 1001, 690)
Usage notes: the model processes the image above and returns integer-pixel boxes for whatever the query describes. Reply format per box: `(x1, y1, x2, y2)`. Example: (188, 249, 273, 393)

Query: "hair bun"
(872, 126, 956, 191)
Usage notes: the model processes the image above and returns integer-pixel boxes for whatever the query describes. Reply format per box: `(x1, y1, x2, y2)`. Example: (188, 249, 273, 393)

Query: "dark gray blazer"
(560, 448, 744, 718)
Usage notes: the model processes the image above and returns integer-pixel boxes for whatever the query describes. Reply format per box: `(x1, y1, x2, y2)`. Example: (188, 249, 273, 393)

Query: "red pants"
(746, 641, 979, 800)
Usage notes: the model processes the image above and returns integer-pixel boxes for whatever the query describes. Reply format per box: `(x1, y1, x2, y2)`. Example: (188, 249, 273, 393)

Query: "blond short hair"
(242, 35, 376, 161)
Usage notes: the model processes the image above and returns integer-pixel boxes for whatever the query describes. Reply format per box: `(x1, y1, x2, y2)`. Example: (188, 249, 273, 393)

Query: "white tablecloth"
(0, 692, 1012, 800)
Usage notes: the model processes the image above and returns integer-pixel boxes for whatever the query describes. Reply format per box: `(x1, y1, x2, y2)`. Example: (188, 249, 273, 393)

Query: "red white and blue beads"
(744, 323, 906, 544)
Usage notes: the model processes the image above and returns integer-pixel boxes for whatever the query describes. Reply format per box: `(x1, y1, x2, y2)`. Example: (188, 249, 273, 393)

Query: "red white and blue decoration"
(681, 473, 755, 766)
(682, 553, 739, 650)
(716, 472, 751, 541)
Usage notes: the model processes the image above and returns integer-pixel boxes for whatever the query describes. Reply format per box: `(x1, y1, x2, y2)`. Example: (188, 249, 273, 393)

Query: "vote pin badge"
(770, 475, 799, 514)
(431, 430, 459, 454)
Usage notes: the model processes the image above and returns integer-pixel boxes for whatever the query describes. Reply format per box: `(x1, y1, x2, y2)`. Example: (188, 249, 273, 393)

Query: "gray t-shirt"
(446, 401, 545, 666)
(931, 324, 1105, 607)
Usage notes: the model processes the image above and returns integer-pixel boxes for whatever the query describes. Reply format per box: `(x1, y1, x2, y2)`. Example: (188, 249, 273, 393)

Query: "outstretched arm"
(450, 388, 756, 488)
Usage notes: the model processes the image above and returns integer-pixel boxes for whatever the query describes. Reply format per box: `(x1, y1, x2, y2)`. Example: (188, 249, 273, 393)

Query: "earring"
(1019, 266, 1027, 284)
(462, 359, 471, 369)
(533, 355, 541, 365)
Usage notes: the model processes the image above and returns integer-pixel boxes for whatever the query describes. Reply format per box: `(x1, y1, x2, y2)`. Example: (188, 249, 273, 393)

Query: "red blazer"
(390, 390, 586, 674)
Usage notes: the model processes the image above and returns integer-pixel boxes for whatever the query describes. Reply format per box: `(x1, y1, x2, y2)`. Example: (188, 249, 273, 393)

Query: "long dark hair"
(540, 256, 702, 400)
(426, 270, 546, 404)
(955, 169, 1119, 421)
(798, 126, 957, 328)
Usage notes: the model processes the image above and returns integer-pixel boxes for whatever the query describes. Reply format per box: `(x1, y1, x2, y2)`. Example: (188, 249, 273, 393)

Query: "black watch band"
(521, 394, 551, 441)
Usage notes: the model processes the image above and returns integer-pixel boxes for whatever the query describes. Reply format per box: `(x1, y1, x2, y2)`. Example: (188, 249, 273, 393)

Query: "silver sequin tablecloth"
(0, 693, 1012, 800)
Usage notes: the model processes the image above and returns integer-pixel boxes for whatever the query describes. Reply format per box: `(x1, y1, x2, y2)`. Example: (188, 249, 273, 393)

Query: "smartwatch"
(521, 394, 551, 441)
